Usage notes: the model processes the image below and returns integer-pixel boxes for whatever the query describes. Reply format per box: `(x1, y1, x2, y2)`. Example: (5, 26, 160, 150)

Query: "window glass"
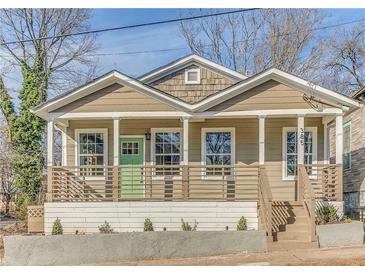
(187, 71, 198, 82)
(122, 142, 139, 155)
(79, 131, 105, 176)
(154, 132, 181, 175)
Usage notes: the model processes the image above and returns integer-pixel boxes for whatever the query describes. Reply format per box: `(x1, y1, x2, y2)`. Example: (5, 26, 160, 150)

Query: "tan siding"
(151, 65, 236, 103)
(65, 117, 324, 201)
(54, 83, 177, 113)
(208, 80, 334, 112)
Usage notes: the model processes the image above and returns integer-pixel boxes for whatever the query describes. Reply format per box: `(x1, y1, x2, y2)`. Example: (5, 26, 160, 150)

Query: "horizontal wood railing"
(49, 165, 259, 202)
(303, 164, 343, 201)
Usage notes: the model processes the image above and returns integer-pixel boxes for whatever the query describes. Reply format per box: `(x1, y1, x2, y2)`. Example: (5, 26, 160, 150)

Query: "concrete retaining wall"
(316, 221, 364, 248)
(44, 201, 258, 234)
(3, 230, 267, 265)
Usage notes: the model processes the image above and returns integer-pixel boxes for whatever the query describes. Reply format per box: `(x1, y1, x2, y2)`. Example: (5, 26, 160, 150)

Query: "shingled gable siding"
(150, 64, 237, 104)
(208, 80, 334, 112)
(53, 83, 178, 113)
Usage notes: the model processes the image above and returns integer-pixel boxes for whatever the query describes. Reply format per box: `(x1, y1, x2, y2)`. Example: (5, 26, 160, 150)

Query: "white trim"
(282, 127, 317, 181)
(47, 120, 54, 167)
(184, 68, 201, 84)
(120, 135, 146, 167)
(113, 118, 120, 166)
(74, 128, 108, 181)
(201, 128, 236, 178)
(336, 114, 344, 164)
(139, 54, 247, 83)
(150, 128, 183, 167)
(33, 68, 360, 120)
(258, 116, 265, 165)
(58, 126, 68, 166)
(48, 108, 344, 121)
(182, 118, 189, 165)
(297, 115, 305, 165)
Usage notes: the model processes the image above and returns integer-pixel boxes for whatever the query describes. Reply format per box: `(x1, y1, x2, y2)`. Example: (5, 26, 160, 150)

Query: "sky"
(2, 8, 365, 96)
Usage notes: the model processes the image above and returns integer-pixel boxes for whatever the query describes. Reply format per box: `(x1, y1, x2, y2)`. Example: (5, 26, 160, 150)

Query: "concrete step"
(268, 240, 319, 251)
(283, 224, 309, 233)
(276, 231, 310, 241)
(286, 216, 309, 225)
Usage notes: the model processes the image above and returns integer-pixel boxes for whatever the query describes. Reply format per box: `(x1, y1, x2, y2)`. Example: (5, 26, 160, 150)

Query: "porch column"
(297, 115, 305, 166)
(258, 115, 265, 165)
(60, 126, 68, 166)
(47, 120, 54, 202)
(182, 117, 189, 165)
(335, 114, 343, 165)
(113, 118, 120, 166)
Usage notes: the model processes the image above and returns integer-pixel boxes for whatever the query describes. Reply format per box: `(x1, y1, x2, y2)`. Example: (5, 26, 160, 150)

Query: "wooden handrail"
(298, 165, 316, 242)
(258, 166, 273, 240)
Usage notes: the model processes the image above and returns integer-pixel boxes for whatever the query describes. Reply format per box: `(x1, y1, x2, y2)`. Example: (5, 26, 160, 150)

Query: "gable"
(52, 83, 178, 113)
(208, 80, 335, 112)
(150, 64, 237, 104)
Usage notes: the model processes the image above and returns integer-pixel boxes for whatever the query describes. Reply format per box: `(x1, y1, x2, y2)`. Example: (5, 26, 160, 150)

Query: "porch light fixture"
(145, 131, 151, 141)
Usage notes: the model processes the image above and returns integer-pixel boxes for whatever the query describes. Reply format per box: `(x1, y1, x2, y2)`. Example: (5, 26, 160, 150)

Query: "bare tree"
(0, 9, 98, 97)
(322, 22, 365, 95)
(180, 9, 326, 78)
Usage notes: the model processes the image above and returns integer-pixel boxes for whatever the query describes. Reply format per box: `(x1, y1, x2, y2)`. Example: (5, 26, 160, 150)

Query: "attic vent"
(185, 68, 200, 84)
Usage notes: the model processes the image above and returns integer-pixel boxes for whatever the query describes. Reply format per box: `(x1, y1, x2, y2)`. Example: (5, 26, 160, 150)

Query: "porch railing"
(49, 165, 259, 202)
(298, 165, 316, 242)
(258, 166, 273, 240)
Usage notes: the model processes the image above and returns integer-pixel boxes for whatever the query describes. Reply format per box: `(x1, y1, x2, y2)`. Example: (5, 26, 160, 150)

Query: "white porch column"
(47, 120, 54, 167)
(323, 119, 329, 164)
(182, 117, 189, 165)
(258, 115, 265, 165)
(336, 114, 343, 164)
(297, 115, 305, 165)
(113, 118, 120, 166)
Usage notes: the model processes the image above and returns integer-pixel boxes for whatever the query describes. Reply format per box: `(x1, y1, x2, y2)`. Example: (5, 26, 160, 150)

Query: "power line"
(82, 17, 365, 58)
(0, 8, 259, 46)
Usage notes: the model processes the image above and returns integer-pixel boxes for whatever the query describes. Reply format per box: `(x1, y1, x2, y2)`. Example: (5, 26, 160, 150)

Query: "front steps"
(271, 201, 317, 245)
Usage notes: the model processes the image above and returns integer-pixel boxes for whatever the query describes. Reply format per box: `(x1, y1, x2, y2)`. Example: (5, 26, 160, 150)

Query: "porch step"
(276, 231, 310, 241)
(268, 240, 319, 252)
(279, 224, 309, 233)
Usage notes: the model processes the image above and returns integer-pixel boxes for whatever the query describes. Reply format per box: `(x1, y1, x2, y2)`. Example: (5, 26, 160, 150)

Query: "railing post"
(337, 165, 343, 201)
(182, 165, 189, 201)
(46, 166, 53, 202)
(112, 166, 119, 202)
(297, 165, 304, 202)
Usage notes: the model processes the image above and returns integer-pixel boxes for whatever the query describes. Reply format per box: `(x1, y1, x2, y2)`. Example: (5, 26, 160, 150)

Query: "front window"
(283, 128, 317, 179)
(343, 121, 351, 170)
(77, 129, 107, 177)
(203, 128, 235, 176)
(153, 130, 181, 175)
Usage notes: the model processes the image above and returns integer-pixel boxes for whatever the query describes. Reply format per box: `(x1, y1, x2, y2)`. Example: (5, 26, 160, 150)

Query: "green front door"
(120, 137, 144, 199)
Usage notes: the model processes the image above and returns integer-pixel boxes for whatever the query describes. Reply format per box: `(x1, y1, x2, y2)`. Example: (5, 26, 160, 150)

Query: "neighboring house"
(332, 86, 365, 214)
(32, 54, 360, 242)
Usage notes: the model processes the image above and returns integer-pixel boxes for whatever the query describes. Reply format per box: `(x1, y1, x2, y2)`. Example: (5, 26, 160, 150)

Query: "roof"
(351, 86, 365, 99)
(139, 54, 247, 83)
(32, 56, 361, 120)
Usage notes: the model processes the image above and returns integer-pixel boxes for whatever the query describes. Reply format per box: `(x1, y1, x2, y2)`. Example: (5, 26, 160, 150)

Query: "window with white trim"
(185, 68, 200, 84)
(152, 129, 182, 175)
(282, 127, 317, 179)
(343, 120, 352, 170)
(202, 128, 235, 176)
(76, 129, 107, 177)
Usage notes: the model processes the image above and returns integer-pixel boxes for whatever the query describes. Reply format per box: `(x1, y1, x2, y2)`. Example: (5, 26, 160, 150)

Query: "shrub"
(237, 216, 247, 231)
(52, 218, 63, 235)
(15, 194, 30, 221)
(144, 218, 154, 231)
(181, 218, 198, 231)
(98, 221, 114, 233)
(316, 204, 338, 225)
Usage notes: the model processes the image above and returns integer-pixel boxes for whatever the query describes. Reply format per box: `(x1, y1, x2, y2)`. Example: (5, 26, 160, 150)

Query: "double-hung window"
(152, 129, 182, 175)
(282, 127, 317, 180)
(202, 128, 235, 176)
(76, 128, 108, 177)
(343, 121, 352, 170)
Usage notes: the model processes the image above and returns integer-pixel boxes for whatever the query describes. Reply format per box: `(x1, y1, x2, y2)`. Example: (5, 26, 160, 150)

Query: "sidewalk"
(100, 245, 365, 266)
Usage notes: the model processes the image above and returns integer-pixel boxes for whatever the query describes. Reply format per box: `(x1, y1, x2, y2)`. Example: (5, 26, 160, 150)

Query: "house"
(32, 54, 360, 241)
(331, 86, 365, 215)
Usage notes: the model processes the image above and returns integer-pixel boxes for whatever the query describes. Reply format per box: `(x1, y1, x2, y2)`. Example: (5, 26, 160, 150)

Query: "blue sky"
(2, 8, 365, 96)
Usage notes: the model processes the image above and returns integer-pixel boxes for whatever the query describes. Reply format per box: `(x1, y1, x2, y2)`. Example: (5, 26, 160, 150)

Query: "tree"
(322, 23, 365, 95)
(0, 9, 97, 204)
(180, 9, 326, 78)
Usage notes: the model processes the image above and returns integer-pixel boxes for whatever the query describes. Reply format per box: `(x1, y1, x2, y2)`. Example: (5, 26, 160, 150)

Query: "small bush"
(144, 218, 154, 231)
(52, 218, 63, 235)
(316, 204, 338, 225)
(181, 218, 198, 231)
(98, 221, 114, 233)
(15, 194, 30, 221)
(236, 216, 247, 231)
